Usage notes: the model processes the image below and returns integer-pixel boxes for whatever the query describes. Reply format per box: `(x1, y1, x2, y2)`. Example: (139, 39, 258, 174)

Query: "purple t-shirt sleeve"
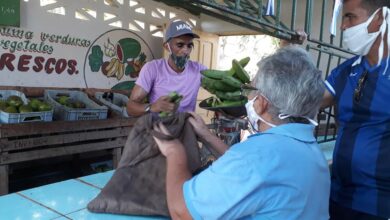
(135, 62, 155, 93)
(200, 64, 207, 72)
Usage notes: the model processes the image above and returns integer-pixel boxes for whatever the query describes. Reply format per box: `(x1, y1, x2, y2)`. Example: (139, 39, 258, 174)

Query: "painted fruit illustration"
(116, 38, 141, 63)
(99, 38, 143, 81)
(86, 33, 150, 88)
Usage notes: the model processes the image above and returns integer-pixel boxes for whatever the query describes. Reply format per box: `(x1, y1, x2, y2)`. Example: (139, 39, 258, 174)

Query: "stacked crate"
(45, 90, 108, 121)
(0, 90, 53, 124)
(95, 92, 129, 117)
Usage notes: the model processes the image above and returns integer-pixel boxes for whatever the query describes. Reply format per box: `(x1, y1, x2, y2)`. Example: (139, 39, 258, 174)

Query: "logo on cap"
(176, 23, 192, 31)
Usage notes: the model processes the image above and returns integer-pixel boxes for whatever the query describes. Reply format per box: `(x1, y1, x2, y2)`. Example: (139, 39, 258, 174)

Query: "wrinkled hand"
(152, 122, 183, 157)
(188, 112, 210, 138)
(151, 96, 175, 113)
(291, 28, 307, 44)
(280, 28, 307, 46)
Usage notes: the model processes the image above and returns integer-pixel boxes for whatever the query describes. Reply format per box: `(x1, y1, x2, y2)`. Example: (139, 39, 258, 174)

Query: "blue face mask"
(167, 43, 189, 69)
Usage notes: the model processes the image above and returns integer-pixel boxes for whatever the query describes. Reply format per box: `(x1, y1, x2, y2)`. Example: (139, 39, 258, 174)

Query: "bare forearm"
(165, 147, 192, 219)
(320, 90, 334, 110)
(126, 85, 150, 117)
(126, 100, 148, 117)
(188, 112, 229, 156)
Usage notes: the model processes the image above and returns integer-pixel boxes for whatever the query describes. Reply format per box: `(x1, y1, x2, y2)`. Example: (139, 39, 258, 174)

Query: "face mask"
(245, 96, 276, 132)
(245, 96, 319, 133)
(278, 113, 318, 126)
(167, 43, 189, 70)
(342, 8, 381, 56)
(377, 7, 390, 74)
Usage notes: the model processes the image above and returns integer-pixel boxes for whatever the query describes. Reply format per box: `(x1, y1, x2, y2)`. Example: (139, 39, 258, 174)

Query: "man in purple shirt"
(126, 20, 207, 116)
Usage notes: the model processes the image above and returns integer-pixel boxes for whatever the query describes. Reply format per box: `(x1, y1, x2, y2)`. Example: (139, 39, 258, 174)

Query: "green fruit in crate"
(29, 98, 42, 111)
(65, 102, 75, 108)
(38, 102, 52, 112)
(7, 95, 23, 107)
(73, 101, 86, 109)
(4, 106, 18, 113)
(19, 105, 33, 113)
(57, 96, 70, 105)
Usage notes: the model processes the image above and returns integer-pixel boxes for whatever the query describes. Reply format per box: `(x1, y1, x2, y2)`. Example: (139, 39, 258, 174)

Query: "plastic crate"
(45, 89, 108, 121)
(0, 90, 53, 123)
(95, 92, 129, 117)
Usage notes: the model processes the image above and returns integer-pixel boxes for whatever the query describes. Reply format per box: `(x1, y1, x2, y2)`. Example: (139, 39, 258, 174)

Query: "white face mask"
(278, 113, 318, 126)
(245, 96, 276, 132)
(343, 8, 381, 56)
(245, 96, 319, 133)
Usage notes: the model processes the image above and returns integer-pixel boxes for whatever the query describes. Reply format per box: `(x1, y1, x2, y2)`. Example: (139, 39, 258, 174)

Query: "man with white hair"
(322, 0, 390, 219)
(152, 46, 330, 220)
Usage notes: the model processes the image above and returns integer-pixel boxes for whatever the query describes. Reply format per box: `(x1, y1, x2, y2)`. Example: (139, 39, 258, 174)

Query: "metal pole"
(291, 0, 297, 30)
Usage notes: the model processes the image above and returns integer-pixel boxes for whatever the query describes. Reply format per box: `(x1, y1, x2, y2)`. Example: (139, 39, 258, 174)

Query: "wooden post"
(0, 165, 9, 195)
(112, 148, 122, 168)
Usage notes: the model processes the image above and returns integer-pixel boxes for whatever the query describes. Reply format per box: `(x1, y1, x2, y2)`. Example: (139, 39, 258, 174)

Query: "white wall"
(0, 0, 202, 89)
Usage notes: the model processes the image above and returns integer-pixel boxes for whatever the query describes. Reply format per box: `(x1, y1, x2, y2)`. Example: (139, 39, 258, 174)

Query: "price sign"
(0, 0, 20, 27)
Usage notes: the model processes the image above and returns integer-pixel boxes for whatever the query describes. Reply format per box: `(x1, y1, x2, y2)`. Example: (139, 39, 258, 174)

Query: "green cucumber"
(201, 69, 229, 80)
(202, 77, 237, 92)
(221, 75, 242, 89)
(215, 90, 243, 101)
(232, 59, 250, 83)
(159, 91, 183, 118)
(213, 99, 247, 107)
(238, 57, 250, 68)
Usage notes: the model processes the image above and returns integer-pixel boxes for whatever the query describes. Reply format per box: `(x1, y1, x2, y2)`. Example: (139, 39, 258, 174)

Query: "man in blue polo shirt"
(322, 0, 390, 219)
(152, 46, 330, 220)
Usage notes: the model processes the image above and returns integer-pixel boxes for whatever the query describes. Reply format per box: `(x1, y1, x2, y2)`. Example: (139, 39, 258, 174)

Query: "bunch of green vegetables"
(201, 57, 250, 107)
(159, 91, 183, 118)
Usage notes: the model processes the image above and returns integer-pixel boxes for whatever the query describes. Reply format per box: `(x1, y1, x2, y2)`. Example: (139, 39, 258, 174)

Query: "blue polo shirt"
(183, 123, 330, 220)
(325, 56, 390, 218)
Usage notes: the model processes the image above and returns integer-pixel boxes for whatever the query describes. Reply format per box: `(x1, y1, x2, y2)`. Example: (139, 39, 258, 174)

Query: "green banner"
(0, 0, 20, 27)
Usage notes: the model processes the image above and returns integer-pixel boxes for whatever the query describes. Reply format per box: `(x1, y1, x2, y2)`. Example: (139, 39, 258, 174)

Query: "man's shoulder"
(145, 58, 166, 67)
(332, 56, 360, 73)
(233, 133, 280, 155)
(187, 60, 207, 70)
(243, 126, 316, 152)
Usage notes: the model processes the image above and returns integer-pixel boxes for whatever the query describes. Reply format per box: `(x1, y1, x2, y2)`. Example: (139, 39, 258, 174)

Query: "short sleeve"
(135, 62, 155, 93)
(198, 64, 207, 79)
(325, 57, 358, 97)
(183, 149, 263, 220)
(200, 64, 207, 72)
(325, 68, 339, 97)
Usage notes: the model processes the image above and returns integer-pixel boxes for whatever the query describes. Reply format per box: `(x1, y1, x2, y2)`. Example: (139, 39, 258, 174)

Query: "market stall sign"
(0, 0, 20, 27)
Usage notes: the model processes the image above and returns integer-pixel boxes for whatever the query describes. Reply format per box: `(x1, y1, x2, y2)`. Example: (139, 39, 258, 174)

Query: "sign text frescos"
(0, 26, 155, 89)
(0, 26, 90, 76)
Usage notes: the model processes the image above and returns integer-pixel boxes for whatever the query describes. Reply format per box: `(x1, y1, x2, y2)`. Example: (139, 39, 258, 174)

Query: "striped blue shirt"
(325, 55, 390, 218)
